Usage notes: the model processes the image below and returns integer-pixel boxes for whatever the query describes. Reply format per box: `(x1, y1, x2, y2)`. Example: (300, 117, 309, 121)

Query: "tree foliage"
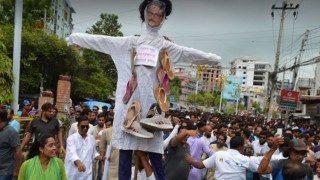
(2, 26, 80, 95)
(0, 6, 125, 102)
(203, 92, 214, 107)
(0, 27, 14, 104)
(168, 76, 181, 102)
(252, 101, 262, 115)
(86, 13, 123, 36)
(81, 13, 125, 93)
(186, 93, 204, 105)
(223, 105, 236, 115)
(0, 0, 52, 27)
(71, 49, 112, 100)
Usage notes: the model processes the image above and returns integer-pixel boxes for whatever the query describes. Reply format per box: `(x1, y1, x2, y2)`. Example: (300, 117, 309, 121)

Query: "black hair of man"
(284, 128, 293, 133)
(246, 123, 253, 128)
(0, 108, 8, 122)
(7, 108, 14, 115)
(306, 131, 315, 138)
(178, 126, 188, 133)
(298, 133, 309, 140)
(259, 130, 268, 137)
(97, 113, 105, 119)
(139, 0, 172, 22)
(230, 136, 244, 149)
(108, 112, 114, 116)
(41, 102, 54, 111)
(189, 113, 197, 118)
(81, 108, 91, 116)
(102, 106, 108, 110)
(218, 124, 228, 130)
(242, 128, 251, 139)
(105, 117, 113, 123)
(216, 132, 227, 142)
(196, 121, 206, 128)
(78, 115, 89, 123)
(282, 159, 306, 180)
(267, 133, 274, 138)
(283, 133, 293, 140)
(231, 120, 238, 126)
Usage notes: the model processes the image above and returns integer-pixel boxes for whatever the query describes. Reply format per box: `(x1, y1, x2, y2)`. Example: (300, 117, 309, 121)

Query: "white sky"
(69, 0, 320, 79)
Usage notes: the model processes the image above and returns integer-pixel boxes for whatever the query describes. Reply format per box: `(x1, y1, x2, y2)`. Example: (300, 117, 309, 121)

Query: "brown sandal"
(153, 85, 169, 112)
(122, 100, 141, 129)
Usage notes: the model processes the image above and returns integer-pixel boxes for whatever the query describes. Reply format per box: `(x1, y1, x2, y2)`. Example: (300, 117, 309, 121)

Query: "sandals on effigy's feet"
(122, 47, 137, 104)
(140, 114, 173, 132)
(122, 100, 141, 129)
(153, 85, 169, 112)
(121, 121, 154, 139)
(122, 73, 137, 104)
(157, 67, 170, 94)
(159, 49, 174, 80)
(146, 103, 162, 118)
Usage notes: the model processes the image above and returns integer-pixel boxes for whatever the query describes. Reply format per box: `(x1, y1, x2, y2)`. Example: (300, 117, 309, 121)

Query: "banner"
(221, 75, 242, 101)
(279, 90, 299, 111)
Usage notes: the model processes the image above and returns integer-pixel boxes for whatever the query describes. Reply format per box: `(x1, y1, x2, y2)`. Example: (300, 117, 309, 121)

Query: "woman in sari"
(18, 134, 66, 180)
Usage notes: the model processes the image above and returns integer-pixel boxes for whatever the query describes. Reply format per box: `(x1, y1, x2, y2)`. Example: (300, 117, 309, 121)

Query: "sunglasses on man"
(80, 125, 89, 130)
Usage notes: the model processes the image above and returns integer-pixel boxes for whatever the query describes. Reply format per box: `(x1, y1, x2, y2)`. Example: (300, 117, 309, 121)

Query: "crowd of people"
(1, 101, 320, 180)
(1, 0, 320, 179)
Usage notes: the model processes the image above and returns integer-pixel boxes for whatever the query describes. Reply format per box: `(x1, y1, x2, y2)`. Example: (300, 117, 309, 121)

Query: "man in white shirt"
(200, 125, 214, 146)
(253, 131, 268, 156)
(64, 116, 104, 180)
(68, 121, 94, 136)
(186, 136, 281, 180)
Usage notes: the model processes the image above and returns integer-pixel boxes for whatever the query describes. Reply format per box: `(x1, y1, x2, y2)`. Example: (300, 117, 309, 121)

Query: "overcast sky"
(69, 0, 320, 78)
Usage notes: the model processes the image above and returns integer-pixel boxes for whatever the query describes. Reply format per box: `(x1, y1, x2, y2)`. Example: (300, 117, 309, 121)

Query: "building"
(199, 65, 222, 93)
(47, 0, 75, 39)
(298, 77, 320, 125)
(173, 66, 199, 104)
(229, 56, 272, 110)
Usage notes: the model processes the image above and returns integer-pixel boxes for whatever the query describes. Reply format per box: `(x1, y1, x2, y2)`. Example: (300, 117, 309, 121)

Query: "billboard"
(279, 90, 299, 111)
(221, 75, 242, 101)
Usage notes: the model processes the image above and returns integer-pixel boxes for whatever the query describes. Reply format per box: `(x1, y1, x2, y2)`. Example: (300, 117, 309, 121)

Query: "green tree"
(252, 101, 262, 115)
(168, 76, 181, 102)
(0, 0, 52, 27)
(83, 13, 125, 91)
(223, 105, 236, 115)
(203, 92, 214, 107)
(72, 49, 112, 100)
(2, 26, 80, 95)
(86, 13, 123, 36)
(0, 27, 14, 104)
(272, 111, 279, 119)
(186, 93, 204, 105)
(213, 95, 227, 107)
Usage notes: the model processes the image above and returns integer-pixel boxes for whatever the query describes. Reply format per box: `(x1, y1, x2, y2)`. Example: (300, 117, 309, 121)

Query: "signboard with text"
(279, 90, 299, 111)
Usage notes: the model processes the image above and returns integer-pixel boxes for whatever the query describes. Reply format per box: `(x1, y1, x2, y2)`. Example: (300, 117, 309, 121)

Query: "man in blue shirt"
(7, 109, 20, 132)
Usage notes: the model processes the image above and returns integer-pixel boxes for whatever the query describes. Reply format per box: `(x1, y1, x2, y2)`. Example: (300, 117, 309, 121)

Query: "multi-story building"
(47, 0, 75, 39)
(173, 66, 199, 104)
(229, 56, 272, 110)
(199, 65, 222, 93)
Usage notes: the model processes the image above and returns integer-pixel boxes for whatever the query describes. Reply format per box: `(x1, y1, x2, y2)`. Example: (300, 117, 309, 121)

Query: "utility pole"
(284, 30, 309, 128)
(291, 30, 309, 91)
(11, 0, 23, 114)
(267, 0, 299, 121)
